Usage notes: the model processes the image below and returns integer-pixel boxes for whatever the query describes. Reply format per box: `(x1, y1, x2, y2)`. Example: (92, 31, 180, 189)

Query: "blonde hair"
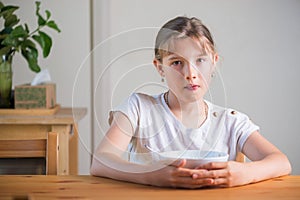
(154, 16, 216, 61)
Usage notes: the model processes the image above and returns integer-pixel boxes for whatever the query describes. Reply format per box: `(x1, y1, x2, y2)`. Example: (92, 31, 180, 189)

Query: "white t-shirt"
(109, 93, 259, 164)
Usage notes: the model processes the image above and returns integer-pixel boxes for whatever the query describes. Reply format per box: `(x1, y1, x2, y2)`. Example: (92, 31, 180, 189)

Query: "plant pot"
(0, 55, 13, 108)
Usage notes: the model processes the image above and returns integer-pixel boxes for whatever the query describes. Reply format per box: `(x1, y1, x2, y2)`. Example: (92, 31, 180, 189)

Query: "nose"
(184, 63, 197, 81)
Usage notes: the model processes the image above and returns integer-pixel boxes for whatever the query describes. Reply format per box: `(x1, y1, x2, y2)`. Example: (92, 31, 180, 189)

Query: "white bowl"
(158, 150, 229, 169)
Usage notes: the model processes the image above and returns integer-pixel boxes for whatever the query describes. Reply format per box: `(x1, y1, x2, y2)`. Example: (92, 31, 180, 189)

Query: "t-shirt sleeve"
(108, 93, 139, 132)
(228, 110, 260, 152)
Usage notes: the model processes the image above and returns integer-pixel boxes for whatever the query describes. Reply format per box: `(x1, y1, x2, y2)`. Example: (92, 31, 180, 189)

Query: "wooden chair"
(236, 152, 246, 162)
(0, 132, 59, 175)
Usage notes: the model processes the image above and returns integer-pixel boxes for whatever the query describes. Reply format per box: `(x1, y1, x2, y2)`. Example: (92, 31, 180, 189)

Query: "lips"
(185, 84, 200, 90)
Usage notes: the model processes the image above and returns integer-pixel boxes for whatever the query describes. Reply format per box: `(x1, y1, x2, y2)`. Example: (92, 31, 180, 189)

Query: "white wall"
(3, 0, 92, 174)
(93, 0, 300, 174)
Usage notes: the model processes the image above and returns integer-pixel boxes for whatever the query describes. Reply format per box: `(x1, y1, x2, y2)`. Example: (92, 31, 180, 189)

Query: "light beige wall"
(3, 0, 92, 174)
(93, 0, 300, 174)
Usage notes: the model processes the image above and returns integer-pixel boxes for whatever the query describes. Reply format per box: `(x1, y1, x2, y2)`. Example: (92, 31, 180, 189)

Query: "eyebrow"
(166, 53, 208, 61)
(166, 55, 182, 61)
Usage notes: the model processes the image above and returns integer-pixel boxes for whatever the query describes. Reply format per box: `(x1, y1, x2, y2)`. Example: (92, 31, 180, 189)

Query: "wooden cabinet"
(0, 107, 87, 175)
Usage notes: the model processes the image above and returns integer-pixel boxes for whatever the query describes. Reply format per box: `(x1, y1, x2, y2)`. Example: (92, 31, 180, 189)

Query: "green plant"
(0, 1, 61, 72)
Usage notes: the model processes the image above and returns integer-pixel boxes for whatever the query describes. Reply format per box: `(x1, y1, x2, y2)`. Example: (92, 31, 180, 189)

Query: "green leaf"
(4, 14, 19, 28)
(39, 31, 52, 57)
(21, 47, 41, 73)
(37, 14, 46, 26)
(32, 34, 42, 46)
(0, 5, 19, 19)
(10, 25, 28, 38)
(29, 46, 38, 59)
(33, 31, 52, 58)
(21, 39, 36, 49)
(46, 20, 61, 33)
(45, 10, 51, 20)
(2, 35, 19, 47)
(35, 1, 41, 15)
(35, 1, 46, 26)
(25, 24, 30, 34)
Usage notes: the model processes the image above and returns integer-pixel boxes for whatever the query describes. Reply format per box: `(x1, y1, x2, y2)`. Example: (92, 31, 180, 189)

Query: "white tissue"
(31, 69, 52, 86)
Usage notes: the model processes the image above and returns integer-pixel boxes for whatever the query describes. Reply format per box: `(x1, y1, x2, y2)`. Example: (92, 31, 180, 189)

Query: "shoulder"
(109, 93, 160, 126)
(127, 92, 161, 106)
(207, 101, 253, 124)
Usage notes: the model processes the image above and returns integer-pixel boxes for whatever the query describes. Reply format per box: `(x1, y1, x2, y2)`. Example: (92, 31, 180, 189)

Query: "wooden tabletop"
(0, 175, 299, 200)
(0, 107, 87, 125)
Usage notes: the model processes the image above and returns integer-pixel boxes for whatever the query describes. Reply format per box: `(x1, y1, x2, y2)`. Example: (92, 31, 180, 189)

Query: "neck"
(165, 91, 207, 128)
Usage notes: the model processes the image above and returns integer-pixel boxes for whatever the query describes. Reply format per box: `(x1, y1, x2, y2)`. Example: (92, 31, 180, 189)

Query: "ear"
(213, 53, 219, 65)
(210, 54, 218, 76)
(153, 59, 164, 76)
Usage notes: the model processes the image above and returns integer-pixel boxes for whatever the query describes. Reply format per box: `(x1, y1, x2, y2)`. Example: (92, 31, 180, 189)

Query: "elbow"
(90, 153, 112, 177)
(279, 153, 292, 176)
(90, 162, 106, 177)
(90, 158, 98, 176)
(90, 163, 97, 176)
(285, 156, 292, 175)
(90, 156, 105, 177)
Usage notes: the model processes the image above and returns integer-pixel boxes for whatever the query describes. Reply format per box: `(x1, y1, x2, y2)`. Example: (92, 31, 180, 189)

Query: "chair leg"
(46, 132, 59, 175)
(69, 124, 78, 175)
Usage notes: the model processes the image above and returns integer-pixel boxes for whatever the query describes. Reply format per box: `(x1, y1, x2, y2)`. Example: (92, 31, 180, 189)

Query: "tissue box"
(14, 83, 56, 109)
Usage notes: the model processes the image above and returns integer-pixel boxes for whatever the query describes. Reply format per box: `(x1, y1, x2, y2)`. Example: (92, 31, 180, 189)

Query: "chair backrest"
(0, 132, 58, 175)
(236, 152, 246, 162)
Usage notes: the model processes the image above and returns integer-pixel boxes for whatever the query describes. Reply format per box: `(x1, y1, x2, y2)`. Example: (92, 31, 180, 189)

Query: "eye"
(197, 57, 206, 63)
(170, 60, 183, 67)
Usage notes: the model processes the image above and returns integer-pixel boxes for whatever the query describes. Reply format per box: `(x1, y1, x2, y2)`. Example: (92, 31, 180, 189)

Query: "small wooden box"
(14, 83, 56, 109)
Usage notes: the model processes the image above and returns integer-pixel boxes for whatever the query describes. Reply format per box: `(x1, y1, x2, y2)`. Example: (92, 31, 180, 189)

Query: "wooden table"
(0, 175, 299, 200)
(0, 107, 87, 175)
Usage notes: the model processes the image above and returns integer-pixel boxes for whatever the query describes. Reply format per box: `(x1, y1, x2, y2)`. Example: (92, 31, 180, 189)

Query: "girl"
(90, 16, 291, 188)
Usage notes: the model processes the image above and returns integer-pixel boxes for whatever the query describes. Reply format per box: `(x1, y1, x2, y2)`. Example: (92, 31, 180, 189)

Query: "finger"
(191, 169, 209, 179)
(190, 177, 228, 188)
(173, 167, 195, 177)
(196, 162, 228, 170)
(173, 167, 209, 178)
(172, 176, 214, 188)
(192, 169, 228, 179)
(210, 177, 228, 186)
(169, 159, 187, 168)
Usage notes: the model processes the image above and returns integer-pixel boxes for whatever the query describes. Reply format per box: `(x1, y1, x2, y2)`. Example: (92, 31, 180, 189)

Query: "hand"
(192, 161, 251, 187)
(145, 159, 214, 189)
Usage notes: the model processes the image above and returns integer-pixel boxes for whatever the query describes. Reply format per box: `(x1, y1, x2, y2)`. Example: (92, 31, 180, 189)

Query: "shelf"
(0, 104, 60, 116)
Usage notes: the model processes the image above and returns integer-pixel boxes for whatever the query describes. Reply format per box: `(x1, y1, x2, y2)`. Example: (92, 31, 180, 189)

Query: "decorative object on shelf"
(14, 83, 56, 109)
(0, 1, 60, 108)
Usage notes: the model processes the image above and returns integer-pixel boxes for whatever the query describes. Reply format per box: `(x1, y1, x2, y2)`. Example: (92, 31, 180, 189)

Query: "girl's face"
(154, 37, 217, 103)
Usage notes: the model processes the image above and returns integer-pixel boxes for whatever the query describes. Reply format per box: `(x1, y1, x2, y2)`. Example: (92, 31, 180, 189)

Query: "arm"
(241, 130, 291, 182)
(192, 131, 292, 187)
(90, 112, 213, 188)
